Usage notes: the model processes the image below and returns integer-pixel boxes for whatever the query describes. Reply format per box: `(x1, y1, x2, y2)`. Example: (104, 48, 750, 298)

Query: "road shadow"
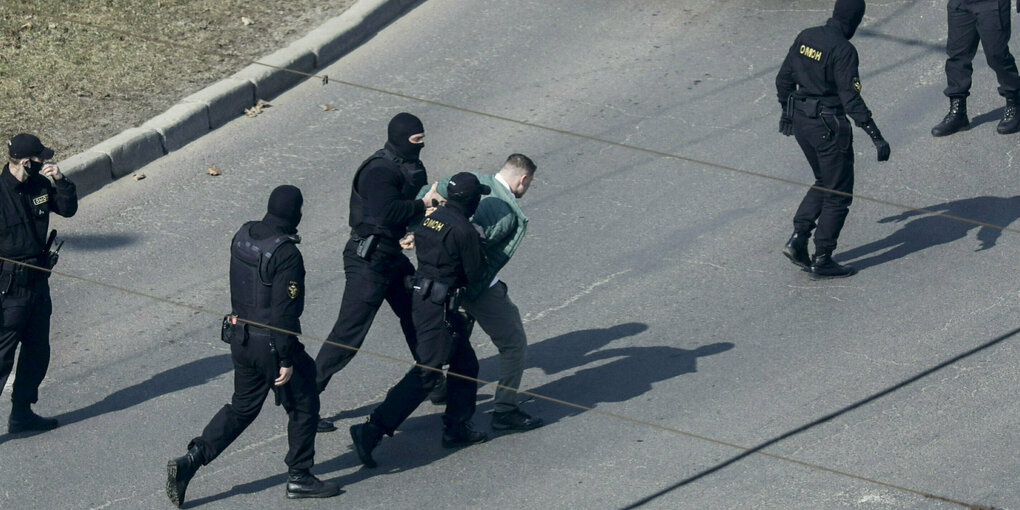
(506, 324, 732, 425)
(837, 195, 1020, 270)
(970, 106, 1005, 130)
(57, 232, 139, 251)
(52, 354, 232, 428)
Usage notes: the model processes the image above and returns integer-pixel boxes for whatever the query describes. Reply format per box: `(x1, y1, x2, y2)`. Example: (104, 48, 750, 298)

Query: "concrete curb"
(59, 0, 421, 196)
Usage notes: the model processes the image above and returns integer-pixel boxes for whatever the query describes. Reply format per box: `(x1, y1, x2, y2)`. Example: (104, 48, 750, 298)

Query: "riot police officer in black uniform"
(349, 172, 490, 468)
(932, 0, 1020, 137)
(166, 186, 338, 507)
(314, 112, 444, 432)
(776, 0, 891, 279)
(1, 133, 77, 434)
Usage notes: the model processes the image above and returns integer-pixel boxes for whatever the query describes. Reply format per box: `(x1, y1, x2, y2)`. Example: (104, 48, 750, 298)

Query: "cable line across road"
(5, 7, 1013, 510)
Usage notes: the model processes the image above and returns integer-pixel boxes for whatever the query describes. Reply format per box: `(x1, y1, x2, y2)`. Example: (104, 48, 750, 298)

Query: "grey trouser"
(463, 280, 527, 414)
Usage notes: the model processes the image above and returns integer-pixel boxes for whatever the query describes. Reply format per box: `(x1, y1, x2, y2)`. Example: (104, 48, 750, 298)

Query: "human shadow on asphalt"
(969, 106, 1006, 130)
(51, 354, 232, 428)
(502, 323, 733, 426)
(837, 195, 1020, 270)
(56, 233, 139, 251)
(619, 325, 1020, 509)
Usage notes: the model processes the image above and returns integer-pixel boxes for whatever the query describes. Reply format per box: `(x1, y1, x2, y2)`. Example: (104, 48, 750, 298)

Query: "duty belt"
(0, 255, 45, 289)
(793, 97, 844, 117)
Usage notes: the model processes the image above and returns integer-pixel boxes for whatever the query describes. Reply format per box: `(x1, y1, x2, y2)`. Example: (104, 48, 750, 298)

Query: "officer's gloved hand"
(873, 138, 891, 162)
(779, 113, 794, 136)
(859, 119, 890, 162)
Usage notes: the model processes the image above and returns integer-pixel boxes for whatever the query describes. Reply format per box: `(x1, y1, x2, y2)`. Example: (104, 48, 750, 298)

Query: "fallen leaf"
(241, 16, 254, 26)
(206, 164, 222, 176)
(244, 100, 271, 117)
(321, 104, 336, 111)
(47, 23, 56, 30)
(20, 22, 32, 30)
(132, 173, 146, 181)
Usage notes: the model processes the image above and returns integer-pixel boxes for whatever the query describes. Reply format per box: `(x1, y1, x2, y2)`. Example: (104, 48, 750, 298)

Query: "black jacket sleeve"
(449, 223, 485, 288)
(776, 40, 799, 106)
(833, 43, 873, 125)
(49, 177, 78, 218)
(268, 243, 305, 367)
(358, 163, 425, 230)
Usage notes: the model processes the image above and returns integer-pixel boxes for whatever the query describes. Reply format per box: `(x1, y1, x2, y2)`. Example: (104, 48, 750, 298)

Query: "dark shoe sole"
(286, 485, 341, 499)
(931, 123, 970, 137)
(809, 267, 858, 280)
(350, 425, 378, 468)
(8, 418, 58, 434)
(782, 249, 810, 269)
(317, 420, 337, 433)
(997, 124, 1020, 134)
(492, 416, 545, 432)
(166, 460, 185, 508)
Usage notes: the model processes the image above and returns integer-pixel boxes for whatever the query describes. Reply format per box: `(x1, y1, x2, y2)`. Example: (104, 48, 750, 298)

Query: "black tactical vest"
(229, 221, 300, 325)
(349, 146, 426, 239)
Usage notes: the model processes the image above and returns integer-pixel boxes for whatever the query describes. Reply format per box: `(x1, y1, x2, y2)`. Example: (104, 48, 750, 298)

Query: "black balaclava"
(830, 0, 865, 39)
(265, 185, 303, 232)
(387, 112, 425, 161)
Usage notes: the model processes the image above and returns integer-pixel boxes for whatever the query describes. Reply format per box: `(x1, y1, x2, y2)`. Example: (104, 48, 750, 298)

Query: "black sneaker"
(492, 409, 544, 432)
(809, 253, 857, 280)
(166, 447, 203, 508)
(7, 408, 58, 434)
(317, 419, 337, 433)
(285, 470, 341, 499)
(350, 422, 384, 468)
(782, 232, 810, 269)
(442, 423, 488, 448)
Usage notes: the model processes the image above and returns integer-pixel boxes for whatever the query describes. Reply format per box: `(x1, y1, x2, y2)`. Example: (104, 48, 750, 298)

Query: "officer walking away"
(417, 154, 543, 432)
(166, 186, 338, 507)
(1, 133, 77, 434)
(776, 0, 891, 279)
(314, 112, 444, 433)
(931, 0, 1020, 137)
(349, 172, 491, 468)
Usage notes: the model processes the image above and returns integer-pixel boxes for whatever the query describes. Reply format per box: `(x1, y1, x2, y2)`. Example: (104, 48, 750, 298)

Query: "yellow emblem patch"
(852, 77, 862, 92)
(287, 281, 299, 299)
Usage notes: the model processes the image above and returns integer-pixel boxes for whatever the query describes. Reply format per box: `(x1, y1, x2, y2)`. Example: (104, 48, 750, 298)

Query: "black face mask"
(387, 112, 425, 161)
(24, 160, 43, 177)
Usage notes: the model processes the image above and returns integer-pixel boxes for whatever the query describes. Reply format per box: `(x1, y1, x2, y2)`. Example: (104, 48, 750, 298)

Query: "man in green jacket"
(412, 154, 543, 431)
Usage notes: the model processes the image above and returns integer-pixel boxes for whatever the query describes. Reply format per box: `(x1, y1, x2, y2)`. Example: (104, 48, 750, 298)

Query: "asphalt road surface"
(2, 1, 1018, 509)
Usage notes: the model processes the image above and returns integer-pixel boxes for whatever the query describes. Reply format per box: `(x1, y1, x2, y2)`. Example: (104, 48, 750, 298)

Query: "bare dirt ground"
(0, 0, 356, 159)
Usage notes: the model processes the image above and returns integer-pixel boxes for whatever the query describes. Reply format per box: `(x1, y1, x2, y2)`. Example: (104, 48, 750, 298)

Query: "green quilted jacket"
(418, 173, 528, 298)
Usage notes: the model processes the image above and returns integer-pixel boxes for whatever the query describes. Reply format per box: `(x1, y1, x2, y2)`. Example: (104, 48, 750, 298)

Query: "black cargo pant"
(792, 104, 855, 255)
(191, 331, 319, 471)
(0, 272, 52, 407)
(945, 0, 1020, 98)
(315, 238, 417, 394)
(368, 296, 478, 436)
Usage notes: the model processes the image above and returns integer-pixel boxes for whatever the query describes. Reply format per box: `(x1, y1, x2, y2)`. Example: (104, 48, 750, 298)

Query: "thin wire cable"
(22, 11, 1020, 238)
(2, 10, 1008, 509)
(0, 254, 1004, 509)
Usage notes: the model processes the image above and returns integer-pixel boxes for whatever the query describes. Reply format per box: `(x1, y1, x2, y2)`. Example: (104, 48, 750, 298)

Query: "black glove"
(859, 119, 890, 162)
(779, 113, 794, 136)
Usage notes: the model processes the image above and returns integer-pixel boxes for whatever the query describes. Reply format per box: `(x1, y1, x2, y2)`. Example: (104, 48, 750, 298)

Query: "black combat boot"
(931, 97, 969, 137)
(809, 252, 857, 280)
(491, 409, 544, 432)
(285, 469, 341, 499)
(997, 94, 1020, 134)
(166, 446, 203, 508)
(7, 402, 58, 433)
(782, 231, 811, 269)
(350, 421, 385, 468)
(316, 418, 337, 433)
(441, 422, 488, 448)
